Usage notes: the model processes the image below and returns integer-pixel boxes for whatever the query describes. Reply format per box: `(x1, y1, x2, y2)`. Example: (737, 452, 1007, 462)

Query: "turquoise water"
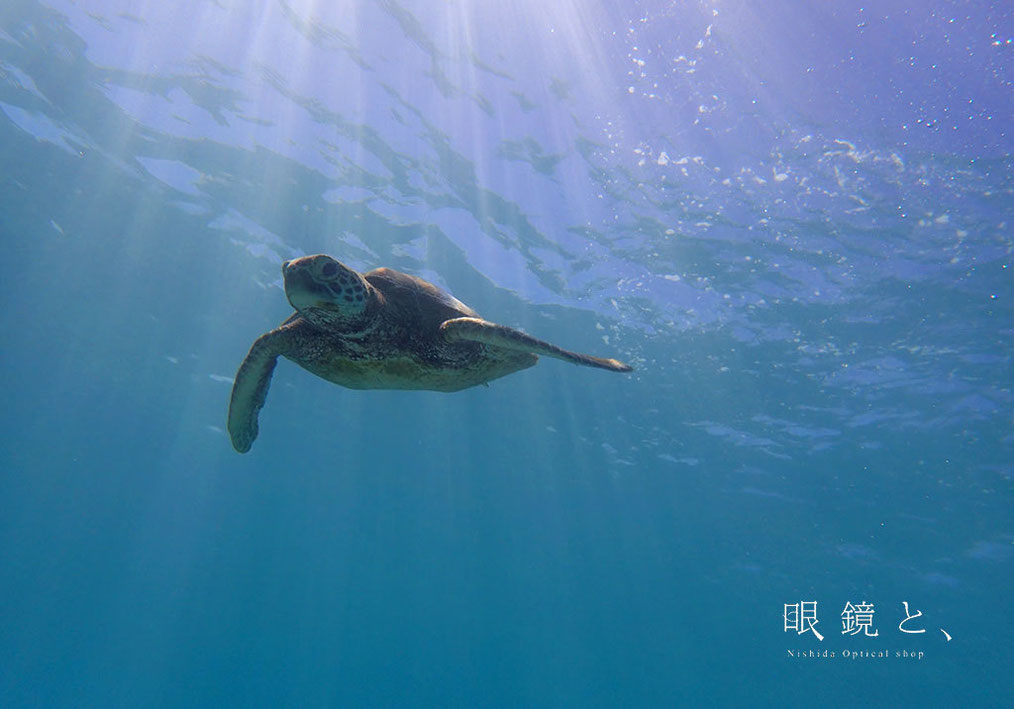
(1, 1, 1011, 706)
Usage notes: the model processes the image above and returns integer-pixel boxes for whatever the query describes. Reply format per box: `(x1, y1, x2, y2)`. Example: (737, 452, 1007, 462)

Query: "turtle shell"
(364, 267, 479, 332)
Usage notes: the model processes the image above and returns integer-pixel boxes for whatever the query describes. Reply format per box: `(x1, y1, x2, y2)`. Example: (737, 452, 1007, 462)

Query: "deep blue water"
(1, 1, 1011, 706)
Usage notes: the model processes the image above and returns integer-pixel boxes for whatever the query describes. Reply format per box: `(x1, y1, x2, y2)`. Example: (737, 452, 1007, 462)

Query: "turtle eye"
(322, 262, 338, 277)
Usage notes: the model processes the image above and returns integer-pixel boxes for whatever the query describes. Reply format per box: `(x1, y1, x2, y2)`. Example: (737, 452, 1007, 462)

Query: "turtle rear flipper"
(440, 317, 632, 373)
(227, 323, 299, 453)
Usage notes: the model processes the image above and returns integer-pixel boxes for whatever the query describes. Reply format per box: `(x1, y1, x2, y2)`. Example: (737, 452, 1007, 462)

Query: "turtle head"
(282, 254, 374, 328)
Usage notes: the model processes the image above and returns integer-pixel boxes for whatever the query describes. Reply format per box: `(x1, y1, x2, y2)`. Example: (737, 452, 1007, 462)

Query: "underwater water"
(1, 0, 1011, 706)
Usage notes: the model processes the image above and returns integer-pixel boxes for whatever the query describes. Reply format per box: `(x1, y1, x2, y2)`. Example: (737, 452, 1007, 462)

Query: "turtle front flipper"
(227, 322, 299, 453)
(440, 317, 633, 373)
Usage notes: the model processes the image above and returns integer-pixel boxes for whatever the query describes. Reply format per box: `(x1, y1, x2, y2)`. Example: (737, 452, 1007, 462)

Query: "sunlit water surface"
(1, 1, 1011, 706)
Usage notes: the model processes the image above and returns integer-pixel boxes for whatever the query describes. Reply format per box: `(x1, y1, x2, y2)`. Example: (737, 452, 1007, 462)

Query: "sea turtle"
(227, 254, 632, 453)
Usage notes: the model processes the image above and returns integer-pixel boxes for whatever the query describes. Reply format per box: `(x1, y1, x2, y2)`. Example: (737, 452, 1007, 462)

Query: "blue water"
(1, 1, 1011, 706)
